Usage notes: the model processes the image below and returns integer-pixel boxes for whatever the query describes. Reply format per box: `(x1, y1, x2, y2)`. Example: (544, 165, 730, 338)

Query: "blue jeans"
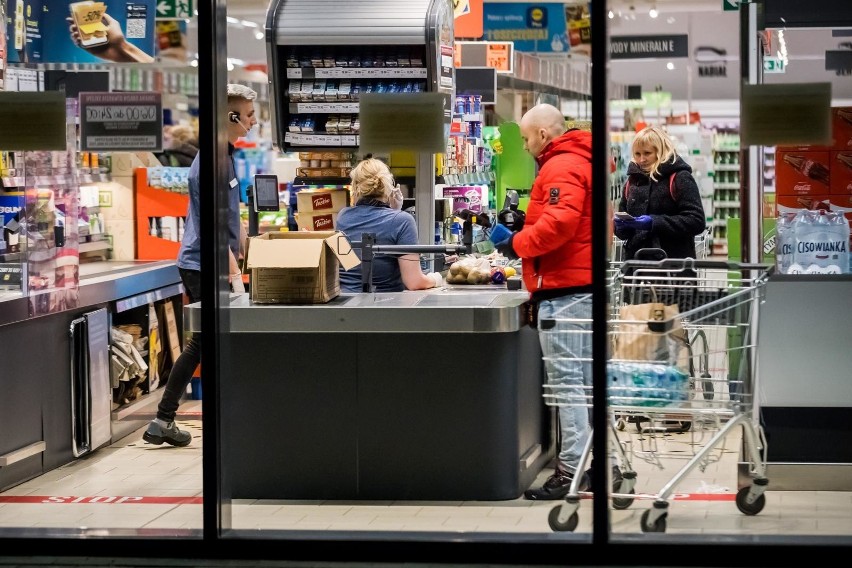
(538, 293, 593, 476)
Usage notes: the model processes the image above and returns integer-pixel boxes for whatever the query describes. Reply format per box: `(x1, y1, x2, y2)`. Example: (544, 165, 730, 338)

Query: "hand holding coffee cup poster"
(5, 0, 156, 63)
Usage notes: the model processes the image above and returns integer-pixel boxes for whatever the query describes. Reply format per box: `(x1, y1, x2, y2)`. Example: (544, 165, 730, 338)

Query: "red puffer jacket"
(512, 129, 593, 297)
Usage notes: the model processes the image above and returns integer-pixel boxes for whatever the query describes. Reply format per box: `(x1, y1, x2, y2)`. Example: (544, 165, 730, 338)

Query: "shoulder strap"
(624, 172, 679, 200)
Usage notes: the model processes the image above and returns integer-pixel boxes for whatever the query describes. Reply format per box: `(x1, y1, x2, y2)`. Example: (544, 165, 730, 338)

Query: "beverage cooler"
(264, 0, 456, 244)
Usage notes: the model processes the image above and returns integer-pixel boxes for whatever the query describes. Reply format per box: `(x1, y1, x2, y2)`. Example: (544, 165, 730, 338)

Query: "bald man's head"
(519, 104, 567, 158)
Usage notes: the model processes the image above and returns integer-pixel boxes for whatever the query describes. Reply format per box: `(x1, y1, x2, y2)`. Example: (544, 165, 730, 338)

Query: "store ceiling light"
(241, 20, 259, 28)
(666, 61, 675, 70)
(255, 31, 265, 40)
(649, 8, 658, 19)
(608, 10, 614, 19)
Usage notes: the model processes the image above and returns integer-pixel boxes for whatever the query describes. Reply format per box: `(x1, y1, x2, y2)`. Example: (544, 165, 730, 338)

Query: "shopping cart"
(541, 258, 772, 533)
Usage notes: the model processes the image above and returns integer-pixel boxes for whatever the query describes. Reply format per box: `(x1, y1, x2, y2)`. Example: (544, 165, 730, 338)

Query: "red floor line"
(0, 494, 736, 505)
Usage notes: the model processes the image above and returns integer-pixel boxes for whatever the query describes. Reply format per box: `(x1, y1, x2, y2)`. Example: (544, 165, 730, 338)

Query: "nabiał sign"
(610, 35, 689, 60)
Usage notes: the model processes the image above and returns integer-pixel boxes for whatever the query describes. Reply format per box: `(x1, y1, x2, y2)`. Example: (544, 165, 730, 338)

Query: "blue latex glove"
(623, 215, 653, 231)
(495, 233, 518, 260)
(489, 223, 513, 245)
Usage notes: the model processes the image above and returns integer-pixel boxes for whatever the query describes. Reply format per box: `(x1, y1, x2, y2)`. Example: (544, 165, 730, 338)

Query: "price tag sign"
(287, 68, 303, 79)
(486, 42, 513, 73)
(79, 92, 163, 151)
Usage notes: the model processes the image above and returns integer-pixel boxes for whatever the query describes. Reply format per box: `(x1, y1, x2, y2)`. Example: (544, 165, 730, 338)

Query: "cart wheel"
(735, 486, 766, 516)
(612, 492, 635, 510)
(640, 509, 667, 533)
(674, 420, 692, 433)
(548, 505, 579, 532)
(616, 417, 627, 431)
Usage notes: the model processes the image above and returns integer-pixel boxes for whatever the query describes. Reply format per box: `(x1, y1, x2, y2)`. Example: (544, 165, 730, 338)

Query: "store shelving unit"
(266, 0, 456, 245)
(711, 133, 741, 255)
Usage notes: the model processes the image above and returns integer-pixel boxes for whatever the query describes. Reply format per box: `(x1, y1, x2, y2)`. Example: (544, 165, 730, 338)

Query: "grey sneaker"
(143, 420, 191, 447)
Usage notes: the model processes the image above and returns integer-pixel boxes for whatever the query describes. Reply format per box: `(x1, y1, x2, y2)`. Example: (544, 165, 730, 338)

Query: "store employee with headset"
(143, 84, 257, 447)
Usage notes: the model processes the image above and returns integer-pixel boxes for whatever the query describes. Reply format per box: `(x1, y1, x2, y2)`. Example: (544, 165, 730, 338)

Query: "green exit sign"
(723, 0, 741, 10)
(764, 57, 786, 73)
(156, 0, 194, 19)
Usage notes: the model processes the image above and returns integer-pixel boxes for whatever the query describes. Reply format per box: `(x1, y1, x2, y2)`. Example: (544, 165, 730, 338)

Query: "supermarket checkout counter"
(0, 260, 181, 492)
(185, 288, 554, 501)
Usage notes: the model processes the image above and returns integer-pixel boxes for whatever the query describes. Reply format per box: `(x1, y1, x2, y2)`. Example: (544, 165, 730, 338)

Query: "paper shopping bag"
(612, 300, 685, 362)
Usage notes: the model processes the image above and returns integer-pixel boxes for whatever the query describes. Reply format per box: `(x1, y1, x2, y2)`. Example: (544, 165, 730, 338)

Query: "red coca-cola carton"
(775, 151, 831, 196)
(832, 107, 852, 151)
(775, 194, 852, 224)
(829, 194, 852, 223)
(830, 151, 852, 195)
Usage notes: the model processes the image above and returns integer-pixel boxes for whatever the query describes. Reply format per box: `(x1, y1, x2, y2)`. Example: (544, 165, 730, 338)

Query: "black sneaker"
(524, 468, 589, 500)
(143, 420, 191, 447)
(583, 465, 623, 492)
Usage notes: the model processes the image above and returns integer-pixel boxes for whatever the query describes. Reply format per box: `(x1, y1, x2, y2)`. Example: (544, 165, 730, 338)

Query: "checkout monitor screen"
(253, 175, 280, 212)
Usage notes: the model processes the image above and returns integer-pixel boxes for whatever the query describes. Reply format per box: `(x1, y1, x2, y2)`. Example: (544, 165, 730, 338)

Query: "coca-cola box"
(245, 231, 360, 304)
(832, 107, 852, 151)
(830, 151, 852, 195)
(775, 194, 852, 224)
(775, 150, 831, 196)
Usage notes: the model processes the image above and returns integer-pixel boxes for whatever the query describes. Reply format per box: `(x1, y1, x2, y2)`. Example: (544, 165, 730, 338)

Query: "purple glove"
(623, 215, 652, 231)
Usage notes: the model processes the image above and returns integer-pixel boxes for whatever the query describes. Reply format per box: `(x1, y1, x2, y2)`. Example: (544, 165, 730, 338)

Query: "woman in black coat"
(614, 125, 706, 262)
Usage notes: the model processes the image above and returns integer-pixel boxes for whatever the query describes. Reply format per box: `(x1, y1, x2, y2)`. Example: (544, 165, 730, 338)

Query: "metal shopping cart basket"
(540, 258, 772, 533)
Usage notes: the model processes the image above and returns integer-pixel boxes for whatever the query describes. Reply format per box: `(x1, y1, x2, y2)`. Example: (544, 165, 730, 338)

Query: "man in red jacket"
(493, 103, 620, 500)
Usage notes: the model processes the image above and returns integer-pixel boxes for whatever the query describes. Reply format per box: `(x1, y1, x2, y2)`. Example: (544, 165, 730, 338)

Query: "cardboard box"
(295, 188, 348, 214)
(443, 186, 487, 213)
(830, 151, 852, 195)
(295, 210, 339, 232)
(832, 107, 852, 150)
(245, 231, 360, 304)
(775, 194, 833, 216)
(775, 151, 831, 196)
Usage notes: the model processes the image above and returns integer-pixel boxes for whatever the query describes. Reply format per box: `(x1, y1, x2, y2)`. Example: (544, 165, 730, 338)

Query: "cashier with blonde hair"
(337, 158, 442, 292)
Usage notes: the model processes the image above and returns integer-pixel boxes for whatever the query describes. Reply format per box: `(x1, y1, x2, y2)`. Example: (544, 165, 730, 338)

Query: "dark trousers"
(156, 268, 201, 422)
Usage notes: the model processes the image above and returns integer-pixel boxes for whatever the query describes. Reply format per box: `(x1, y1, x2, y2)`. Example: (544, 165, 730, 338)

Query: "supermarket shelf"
(1, 176, 25, 188)
(78, 173, 113, 184)
(713, 164, 741, 171)
(286, 67, 428, 80)
(293, 177, 350, 186)
(439, 172, 495, 186)
(714, 201, 740, 208)
(285, 133, 359, 147)
(714, 147, 740, 152)
(715, 183, 741, 190)
(289, 102, 360, 114)
(79, 240, 111, 253)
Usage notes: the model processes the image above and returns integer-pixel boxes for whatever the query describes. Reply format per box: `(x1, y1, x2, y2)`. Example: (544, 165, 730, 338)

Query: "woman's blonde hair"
(349, 158, 394, 203)
(170, 124, 197, 147)
(632, 125, 677, 181)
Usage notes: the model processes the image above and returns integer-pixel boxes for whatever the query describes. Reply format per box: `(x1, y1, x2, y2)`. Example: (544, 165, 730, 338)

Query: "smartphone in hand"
(614, 212, 635, 221)
(70, 1, 109, 48)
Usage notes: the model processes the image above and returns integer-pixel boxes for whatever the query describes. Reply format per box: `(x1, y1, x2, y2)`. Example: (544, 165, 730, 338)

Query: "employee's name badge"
(230, 178, 238, 188)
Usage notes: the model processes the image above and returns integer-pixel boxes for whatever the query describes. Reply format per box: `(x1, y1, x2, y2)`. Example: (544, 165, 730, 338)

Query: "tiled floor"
(2, 400, 851, 537)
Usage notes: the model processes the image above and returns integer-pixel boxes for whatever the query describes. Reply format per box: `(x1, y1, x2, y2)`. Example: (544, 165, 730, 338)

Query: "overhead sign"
(763, 56, 786, 74)
(79, 92, 163, 152)
(155, 0, 193, 19)
(610, 35, 689, 60)
(454, 0, 483, 38)
(723, 0, 741, 11)
(482, 3, 569, 53)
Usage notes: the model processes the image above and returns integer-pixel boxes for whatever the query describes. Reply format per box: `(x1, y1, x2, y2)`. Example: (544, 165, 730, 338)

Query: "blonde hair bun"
(349, 158, 394, 202)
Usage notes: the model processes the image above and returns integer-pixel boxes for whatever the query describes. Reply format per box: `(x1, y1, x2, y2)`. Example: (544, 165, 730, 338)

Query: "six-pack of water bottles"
(776, 210, 851, 274)
(607, 363, 690, 407)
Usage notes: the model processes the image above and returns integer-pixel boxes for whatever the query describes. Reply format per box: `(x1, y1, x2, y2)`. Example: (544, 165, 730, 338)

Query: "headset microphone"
(229, 112, 250, 134)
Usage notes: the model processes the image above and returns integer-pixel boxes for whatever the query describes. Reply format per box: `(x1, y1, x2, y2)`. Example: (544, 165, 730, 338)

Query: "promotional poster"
(6, 0, 155, 64)
(482, 2, 569, 53)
